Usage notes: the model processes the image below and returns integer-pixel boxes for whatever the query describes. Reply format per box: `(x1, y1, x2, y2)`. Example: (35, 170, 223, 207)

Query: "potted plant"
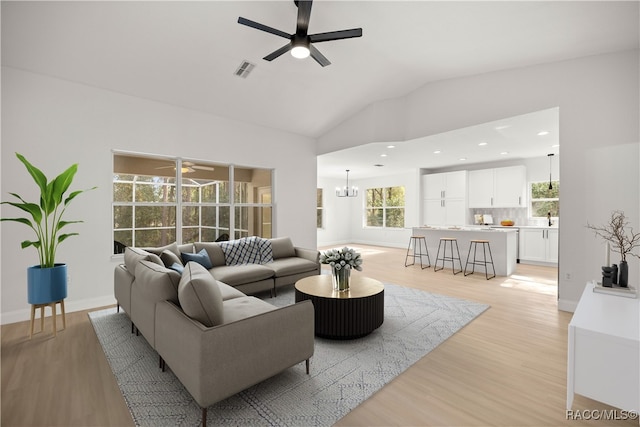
(587, 210, 640, 287)
(1, 153, 95, 304)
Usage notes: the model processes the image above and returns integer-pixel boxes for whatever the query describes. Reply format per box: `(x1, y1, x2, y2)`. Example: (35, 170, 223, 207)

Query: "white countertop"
(415, 226, 516, 233)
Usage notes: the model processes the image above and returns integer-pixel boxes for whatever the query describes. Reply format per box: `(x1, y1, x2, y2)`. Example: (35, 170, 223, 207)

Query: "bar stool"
(29, 299, 66, 339)
(434, 237, 462, 274)
(464, 239, 496, 280)
(405, 235, 431, 269)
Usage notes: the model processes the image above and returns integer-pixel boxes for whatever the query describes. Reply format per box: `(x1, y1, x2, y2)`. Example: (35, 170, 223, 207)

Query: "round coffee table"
(294, 275, 384, 339)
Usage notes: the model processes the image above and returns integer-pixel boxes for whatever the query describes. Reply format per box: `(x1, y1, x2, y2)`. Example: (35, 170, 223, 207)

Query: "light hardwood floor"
(2, 244, 635, 426)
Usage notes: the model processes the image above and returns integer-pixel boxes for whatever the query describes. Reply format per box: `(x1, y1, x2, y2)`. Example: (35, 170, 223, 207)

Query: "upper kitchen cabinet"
(422, 171, 467, 226)
(468, 165, 527, 208)
(423, 170, 467, 200)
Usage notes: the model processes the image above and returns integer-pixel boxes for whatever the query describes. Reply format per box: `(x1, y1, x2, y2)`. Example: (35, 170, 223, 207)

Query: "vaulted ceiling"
(2, 1, 638, 176)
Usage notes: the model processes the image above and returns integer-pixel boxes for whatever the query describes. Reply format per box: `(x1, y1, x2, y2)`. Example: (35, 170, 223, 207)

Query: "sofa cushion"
(181, 249, 213, 269)
(217, 281, 246, 301)
(160, 250, 183, 268)
(221, 296, 277, 324)
(178, 262, 224, 327)
(270, 237, 296, 259)
(134, 259, 181, 304)
(194, 242, 226, 267)
(267, 257, 320, 277)
(124, 247, 163, 273)
(145, 242, 181, 259)
(208, 264, 274, 286)
(219, 237, 262, 265)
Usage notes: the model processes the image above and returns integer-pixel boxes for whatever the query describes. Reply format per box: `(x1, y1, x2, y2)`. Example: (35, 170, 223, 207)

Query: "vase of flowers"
(320, 247, 363, 292)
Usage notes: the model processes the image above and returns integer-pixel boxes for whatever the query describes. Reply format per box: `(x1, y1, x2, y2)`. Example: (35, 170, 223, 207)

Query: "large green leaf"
(15, 153, 47, 195)
(1, 201, 42, 224)
(52, 164, 78, 205)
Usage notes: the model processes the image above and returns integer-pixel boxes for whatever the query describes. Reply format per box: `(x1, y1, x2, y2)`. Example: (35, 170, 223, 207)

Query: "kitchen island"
(412, 226, 518, 276)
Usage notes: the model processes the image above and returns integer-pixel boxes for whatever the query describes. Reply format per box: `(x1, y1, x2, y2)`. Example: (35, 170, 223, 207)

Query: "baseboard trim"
(1, 295, 117, 325)
(557, 298, 578, 313)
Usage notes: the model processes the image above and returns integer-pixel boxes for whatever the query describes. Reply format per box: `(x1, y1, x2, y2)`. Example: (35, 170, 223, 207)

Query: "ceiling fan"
(156, 161, 215, 174)
(238, 0, 362, 67)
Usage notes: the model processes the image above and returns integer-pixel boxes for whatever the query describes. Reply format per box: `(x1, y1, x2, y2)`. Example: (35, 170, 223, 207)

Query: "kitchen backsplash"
(467, 208, 558, 226)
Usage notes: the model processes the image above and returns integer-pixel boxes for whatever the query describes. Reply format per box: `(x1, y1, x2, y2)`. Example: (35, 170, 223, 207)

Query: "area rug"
(89, 283, 489, 426)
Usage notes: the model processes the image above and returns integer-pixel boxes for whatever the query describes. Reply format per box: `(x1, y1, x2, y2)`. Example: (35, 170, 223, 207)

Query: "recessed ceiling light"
(537, 131, 550, 136)
(552, 144, 560, 148)
(433, 150, 441, 154)
(380, 154, 387, 157)
(459, 157, 467, 161)
(387, 145, 395, 149)
(478, 142, 488, 146)
(500, 151, 509, 155)
(495, 125, 510, 131)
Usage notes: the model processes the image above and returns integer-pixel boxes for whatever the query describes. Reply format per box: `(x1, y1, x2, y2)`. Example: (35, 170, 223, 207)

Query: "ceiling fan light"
(291, 45, 310, 59)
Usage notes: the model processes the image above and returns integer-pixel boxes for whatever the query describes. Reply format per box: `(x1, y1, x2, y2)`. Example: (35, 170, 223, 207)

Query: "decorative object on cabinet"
(335, 169, 358, 197)
(587, 210, 640, 288)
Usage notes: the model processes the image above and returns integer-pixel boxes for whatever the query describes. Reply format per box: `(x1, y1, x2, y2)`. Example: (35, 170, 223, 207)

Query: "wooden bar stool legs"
(405, 235, 431, 269)
(29, 299, 66, 338)
(434, 237, 462, 274)
(464, 240, 496, 280)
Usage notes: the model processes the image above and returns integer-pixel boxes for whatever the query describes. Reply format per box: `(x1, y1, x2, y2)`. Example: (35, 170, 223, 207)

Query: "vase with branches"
(587, 210, 640, 287)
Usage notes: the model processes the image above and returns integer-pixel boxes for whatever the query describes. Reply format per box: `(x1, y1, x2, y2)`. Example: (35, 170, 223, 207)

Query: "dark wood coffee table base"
(295, 275, 384, 339)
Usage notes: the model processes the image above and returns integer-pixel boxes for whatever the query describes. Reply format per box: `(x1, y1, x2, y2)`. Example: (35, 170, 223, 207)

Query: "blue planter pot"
(27, 264, 68, 305)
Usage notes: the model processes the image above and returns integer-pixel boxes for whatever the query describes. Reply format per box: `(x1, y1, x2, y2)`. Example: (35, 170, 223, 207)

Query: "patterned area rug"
(89, 283, 489, 426)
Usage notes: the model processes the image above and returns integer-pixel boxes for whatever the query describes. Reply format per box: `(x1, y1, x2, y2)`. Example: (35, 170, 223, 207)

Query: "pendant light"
(336, 169, 358, 197)
(547, 153, 554, 190)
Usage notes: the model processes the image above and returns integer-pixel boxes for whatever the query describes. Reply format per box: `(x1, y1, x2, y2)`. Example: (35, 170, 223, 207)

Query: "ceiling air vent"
(234, 60, 255, 78)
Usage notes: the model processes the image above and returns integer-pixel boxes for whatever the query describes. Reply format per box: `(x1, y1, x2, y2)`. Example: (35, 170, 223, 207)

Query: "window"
(530, 181, 559, 218)
(113, 153, 273, 253)
(317, 188, 323, 228)
(365, 186, 405, 228)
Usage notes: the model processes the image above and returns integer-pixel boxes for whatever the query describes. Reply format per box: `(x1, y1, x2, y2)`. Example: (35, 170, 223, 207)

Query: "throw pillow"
(160, 250, 183, 268)
(168, 263, 184, 274)
(181, 248, 213, 269)
(178, 262, 224, 327)
(257, 237, 274, 264)
(124, 247, 163, 273)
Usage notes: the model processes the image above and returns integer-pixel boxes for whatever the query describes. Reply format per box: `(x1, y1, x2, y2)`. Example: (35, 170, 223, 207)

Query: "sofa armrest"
(155, 299, 315, 408)
(114, 264, 134, 315)
(294, 247, 319, 264)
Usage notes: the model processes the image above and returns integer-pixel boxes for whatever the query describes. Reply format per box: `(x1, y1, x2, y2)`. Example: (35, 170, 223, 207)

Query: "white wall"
(318, 170, 419, 249)
(318, 49, 640, 311)
(1, 67, 317, 324)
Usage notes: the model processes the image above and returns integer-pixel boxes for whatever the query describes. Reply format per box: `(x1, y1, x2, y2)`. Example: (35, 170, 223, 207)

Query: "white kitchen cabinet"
(422, 171, 466, 200)
(519, 228, 558, 264)
(467, 169, 494, 208)
(468, 165, 527, 208)
(422, 171, 467, 226)
(494, 166, 527, 207)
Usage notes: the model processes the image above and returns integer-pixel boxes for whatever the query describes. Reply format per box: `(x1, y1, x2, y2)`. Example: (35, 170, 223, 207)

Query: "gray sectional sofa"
(112, 236, 319, 425)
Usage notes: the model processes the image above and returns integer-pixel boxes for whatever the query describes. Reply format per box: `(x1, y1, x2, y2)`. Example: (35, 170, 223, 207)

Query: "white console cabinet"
(567, 282, 639, 413)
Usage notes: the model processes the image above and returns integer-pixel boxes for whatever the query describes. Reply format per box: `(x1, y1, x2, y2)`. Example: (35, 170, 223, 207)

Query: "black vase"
(619, 260, 629, 287)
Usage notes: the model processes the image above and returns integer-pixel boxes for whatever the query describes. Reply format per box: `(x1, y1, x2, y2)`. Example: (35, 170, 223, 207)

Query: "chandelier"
(336, 169, 358, 197)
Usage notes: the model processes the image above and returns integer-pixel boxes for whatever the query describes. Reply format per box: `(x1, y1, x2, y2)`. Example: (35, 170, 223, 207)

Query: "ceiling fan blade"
(238, 17, 291, 39)
(192, 165, 215, 171)
(309, 44, 331, 67)
(309, 28, 363, 43)
(264, 43, 293, 61)
(296, 0, 313, 35)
